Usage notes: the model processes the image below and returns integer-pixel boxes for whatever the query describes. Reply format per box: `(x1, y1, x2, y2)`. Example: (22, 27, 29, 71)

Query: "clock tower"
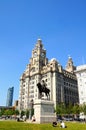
(30, 39, 48, 74)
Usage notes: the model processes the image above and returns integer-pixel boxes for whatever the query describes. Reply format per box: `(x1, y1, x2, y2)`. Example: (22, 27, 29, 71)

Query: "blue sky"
(0, 0, 86, 106)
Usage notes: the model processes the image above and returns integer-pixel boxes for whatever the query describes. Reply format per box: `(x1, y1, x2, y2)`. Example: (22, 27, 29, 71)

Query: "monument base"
(34, 99, 56, 123)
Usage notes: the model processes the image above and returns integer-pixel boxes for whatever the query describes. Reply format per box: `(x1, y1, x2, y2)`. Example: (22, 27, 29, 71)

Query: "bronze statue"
(37, 81, 50, 99)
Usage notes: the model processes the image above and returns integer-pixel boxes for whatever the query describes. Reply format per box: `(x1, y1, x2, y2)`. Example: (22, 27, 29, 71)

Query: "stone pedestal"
(34, 99, 56, 123)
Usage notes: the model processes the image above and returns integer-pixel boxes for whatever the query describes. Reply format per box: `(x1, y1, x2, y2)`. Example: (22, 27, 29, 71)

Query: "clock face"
(33, 52, 37, 57)
(41, 52, 45, 57)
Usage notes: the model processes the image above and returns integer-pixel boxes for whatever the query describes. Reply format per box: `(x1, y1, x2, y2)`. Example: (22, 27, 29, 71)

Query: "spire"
(35, 39, 43, 49)
(68, 55, 73, 63)
(37, 38, 42, 42)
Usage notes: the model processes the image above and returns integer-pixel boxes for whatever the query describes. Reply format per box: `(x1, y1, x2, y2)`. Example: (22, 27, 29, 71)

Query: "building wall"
(6, 87, 14, 107)
(18, 39, 79, 110)
(75, 65, 86, 104)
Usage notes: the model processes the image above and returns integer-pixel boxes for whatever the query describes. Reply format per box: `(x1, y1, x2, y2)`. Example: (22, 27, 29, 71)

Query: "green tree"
(0, 108, 5, 116)
(0, 111, 2, 117)
(72, 104, 80, 114)
(21, 110, 25, 117)
(56, 103, 66, 115)
(25, 109, 29, 118)
(15, 109, 19, 115)
(66, 103, 73, 114)
(81, 104, 86, 115)
(4, 109, 15, 116)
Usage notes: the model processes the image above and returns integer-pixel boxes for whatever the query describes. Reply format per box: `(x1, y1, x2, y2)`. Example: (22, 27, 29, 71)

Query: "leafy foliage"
(25, 109, 29, 118)
(56, 103, 83, 115)
(21, 110, 25, 117)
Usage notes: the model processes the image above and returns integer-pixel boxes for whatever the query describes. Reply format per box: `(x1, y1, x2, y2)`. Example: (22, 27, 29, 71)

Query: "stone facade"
(75, 65, 86, 104)
(18, 39, 79, 110)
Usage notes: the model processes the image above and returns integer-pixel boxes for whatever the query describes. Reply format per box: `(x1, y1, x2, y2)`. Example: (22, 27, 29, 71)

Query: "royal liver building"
(18, 39, 79, 110)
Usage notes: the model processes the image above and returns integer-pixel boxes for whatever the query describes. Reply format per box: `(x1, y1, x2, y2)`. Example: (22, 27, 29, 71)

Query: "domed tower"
(30, 39, 48, 73)
(65, 56, 76, 73)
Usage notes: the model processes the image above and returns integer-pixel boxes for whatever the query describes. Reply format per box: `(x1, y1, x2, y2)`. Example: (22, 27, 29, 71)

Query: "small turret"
(35, 39, 43, 49)
(65, 56, 76, 73)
